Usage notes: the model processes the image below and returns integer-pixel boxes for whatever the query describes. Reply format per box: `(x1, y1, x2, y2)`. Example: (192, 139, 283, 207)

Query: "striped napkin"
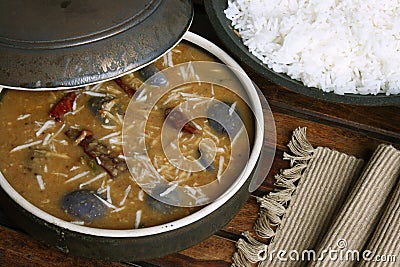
(233, 128, 400, 267)
(310, 144, 400, 267)
(357, 179, 400, 267)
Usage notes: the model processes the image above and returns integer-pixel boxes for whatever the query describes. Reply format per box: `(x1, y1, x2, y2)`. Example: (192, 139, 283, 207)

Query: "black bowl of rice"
(205, 0, 400, 106)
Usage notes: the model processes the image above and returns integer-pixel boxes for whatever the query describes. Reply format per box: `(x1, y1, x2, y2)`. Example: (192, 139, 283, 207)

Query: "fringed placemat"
(310, 144, 400, 267)
(233, 127, 400, 267)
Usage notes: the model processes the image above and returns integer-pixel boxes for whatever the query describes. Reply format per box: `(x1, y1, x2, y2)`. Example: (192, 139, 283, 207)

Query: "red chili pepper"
(49, 92, 77, 122)
(182, 121, 197, 134)
(165, 108, 197, 134)
(114, 78, 136, 97)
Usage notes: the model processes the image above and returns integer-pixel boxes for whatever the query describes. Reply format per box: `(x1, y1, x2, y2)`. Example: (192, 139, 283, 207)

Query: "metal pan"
(0, 32, 274, 261)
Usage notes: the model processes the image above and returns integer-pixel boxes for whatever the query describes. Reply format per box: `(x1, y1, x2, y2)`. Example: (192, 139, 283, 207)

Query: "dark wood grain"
(273, 111, 391, 159)
(0, 3, 399, 267)
(0, 226, 126, 267)
(250, 73, 400, 143)
(221, 196, 259, 235)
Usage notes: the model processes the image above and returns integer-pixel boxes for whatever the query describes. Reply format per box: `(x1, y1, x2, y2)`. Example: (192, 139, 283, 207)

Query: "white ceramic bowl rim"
(0, 31, 264, 238)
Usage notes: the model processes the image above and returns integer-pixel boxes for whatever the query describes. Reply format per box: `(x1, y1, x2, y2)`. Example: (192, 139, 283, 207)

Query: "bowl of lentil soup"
(0, 32, 272, 261)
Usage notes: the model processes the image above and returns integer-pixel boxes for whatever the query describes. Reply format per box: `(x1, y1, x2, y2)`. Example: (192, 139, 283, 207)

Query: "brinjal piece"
(197, 148, 216, 172)
(88, 97, 110, 125)
(61, 189, 107, 221)
(144, 185, 181, 215)
(145, 194, 177, 215)
(208, 119, 224, 134)
(207, 101, 242, 137)
(88, 96, 122, 126)
(139, 64, 167, 86)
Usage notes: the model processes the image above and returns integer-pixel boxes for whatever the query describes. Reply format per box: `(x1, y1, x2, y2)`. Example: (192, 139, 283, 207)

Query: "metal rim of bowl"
(0, 31, 265, 238)
(204, 0, 400, 106)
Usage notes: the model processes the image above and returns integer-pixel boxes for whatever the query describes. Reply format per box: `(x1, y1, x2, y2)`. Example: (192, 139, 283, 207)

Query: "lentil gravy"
(0, 42, 254, 229)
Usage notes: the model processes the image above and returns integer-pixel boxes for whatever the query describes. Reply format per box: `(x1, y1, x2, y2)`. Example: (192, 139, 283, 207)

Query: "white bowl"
(0, 32, 267, 260)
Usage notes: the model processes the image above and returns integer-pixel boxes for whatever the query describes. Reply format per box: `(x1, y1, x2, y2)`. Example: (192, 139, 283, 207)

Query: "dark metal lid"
(0, 0, 193, 89)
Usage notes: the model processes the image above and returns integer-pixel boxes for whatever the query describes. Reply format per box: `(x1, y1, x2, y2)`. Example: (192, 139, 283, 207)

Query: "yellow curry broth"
(0, 42, 254, 229)
(145, 83, 254, 188)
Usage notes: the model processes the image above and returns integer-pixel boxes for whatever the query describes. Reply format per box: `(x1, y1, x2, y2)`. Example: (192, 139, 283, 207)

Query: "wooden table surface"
(1, 3, 399, 267)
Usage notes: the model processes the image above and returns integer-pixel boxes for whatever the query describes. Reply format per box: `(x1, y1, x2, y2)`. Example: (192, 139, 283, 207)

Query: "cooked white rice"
(225, 0, 400, 95)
